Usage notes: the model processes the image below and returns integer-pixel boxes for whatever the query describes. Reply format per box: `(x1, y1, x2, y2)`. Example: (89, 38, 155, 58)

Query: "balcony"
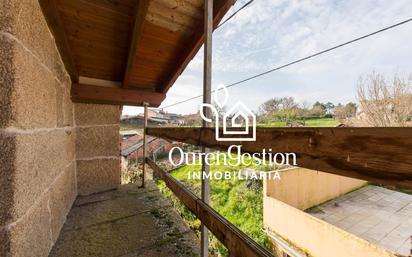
(2, 0, 412, 257)
(49, 181, 199, 257)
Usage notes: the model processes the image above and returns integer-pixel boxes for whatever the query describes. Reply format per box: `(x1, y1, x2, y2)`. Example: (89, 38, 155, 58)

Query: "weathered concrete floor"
(49, 180, 199, 257)
(307, 185, 412, 256)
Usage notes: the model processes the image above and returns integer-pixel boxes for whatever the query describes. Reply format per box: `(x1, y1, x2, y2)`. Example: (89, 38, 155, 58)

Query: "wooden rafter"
(146, 127, 412, 189)
(39, 0, 78, 83)
(156, 0, 236, 93)
(123, 0, 150, 88)
(71, 83, 165, 107)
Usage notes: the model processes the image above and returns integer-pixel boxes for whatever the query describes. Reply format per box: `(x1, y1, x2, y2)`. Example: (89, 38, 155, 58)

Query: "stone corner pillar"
(74, 103, 121, 195)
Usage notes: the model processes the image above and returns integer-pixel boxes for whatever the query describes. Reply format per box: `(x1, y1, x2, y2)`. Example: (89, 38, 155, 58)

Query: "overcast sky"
(123, 0, 412, 116)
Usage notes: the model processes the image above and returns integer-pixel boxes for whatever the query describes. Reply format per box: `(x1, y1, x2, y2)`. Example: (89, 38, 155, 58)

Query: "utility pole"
(201, 0, 212, 256)
(200, 0, 213, 254)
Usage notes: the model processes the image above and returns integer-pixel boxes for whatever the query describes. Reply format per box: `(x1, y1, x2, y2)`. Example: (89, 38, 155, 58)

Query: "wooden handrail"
(146, 158, 274, 257)
(146, 127, 412, 189)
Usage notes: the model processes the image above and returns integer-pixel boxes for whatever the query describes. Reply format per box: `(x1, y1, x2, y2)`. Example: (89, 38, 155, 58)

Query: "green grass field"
(121, 117, 337, 130)
(120, 124, 142, 130)
(156, 157, 271, 256)
(258, 117, 338, 127)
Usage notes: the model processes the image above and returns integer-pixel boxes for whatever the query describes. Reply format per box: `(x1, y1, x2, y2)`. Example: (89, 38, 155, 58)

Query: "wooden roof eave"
(71, 83, 165, 107)
(40, 0, 235, 107)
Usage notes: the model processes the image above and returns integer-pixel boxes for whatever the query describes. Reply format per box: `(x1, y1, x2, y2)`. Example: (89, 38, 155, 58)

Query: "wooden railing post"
(141, 102, 149, 188)
(201, 0, 213, 256)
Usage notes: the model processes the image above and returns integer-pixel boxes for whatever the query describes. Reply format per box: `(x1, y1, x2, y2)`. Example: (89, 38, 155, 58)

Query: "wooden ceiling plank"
(39, 0, 79, 82)
(141, 22, 187, 44)
(156, 0, 236, 93)
(148, 1, 202, 27)
(71, 83, 165, 107)
(57, 0, 132, 27)
(146, 7, 199, 33)
(57, 0, 132, 82)
(60, 17, 131, 47)
(153, 0, 203, 19)
(123, 0, 150, 88)
(76, 0, 136, 17)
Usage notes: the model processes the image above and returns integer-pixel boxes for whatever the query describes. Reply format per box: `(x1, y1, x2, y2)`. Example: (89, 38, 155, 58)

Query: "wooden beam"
(146, 127, 412, 189)
(146, 158, 274, 257)
(39, 0, 78, 83)
(123, 0, 150, 88)
(157, 0, 236, 93)
(71, 83, 165, 107)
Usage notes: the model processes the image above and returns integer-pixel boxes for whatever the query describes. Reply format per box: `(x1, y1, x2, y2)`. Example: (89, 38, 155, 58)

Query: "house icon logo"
(200, 84, 256, 142)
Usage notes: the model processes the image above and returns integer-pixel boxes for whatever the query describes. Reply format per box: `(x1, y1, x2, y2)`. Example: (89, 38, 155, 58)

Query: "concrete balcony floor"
(49, 180, 199, 257)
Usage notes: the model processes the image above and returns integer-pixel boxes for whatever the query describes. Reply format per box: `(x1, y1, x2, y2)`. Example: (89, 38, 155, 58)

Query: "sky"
(123, 0, 412, 116)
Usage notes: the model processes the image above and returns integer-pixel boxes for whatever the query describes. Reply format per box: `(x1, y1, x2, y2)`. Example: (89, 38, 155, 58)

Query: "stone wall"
(0, 1, 121, 256)
(74, 103, 121, 196)
(0, 1, 76, 256)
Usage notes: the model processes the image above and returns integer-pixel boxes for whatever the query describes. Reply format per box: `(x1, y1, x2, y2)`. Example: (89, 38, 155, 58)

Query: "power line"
(217, 0, 254, 29)
(162, 17, 412, 109)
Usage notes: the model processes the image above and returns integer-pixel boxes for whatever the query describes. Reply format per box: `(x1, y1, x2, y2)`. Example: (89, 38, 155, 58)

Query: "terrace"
(308, 185, 412, 256)
(1, 1, 412, 257)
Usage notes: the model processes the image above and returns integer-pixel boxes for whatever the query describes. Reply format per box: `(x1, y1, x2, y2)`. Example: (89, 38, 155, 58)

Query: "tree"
(258, 98, 282, 115)
(308, 105, 326, 117)
(335, 102, 357, 119)
(324, 102, 335, 115)
(258, 97, 298, 115)
(334, 103, 344, 118)
(357, 72, 412, 126)
(313, 101, 326, 112)
(296, 101, 311, 118)
(212, 100, 227, 126)
(212, 100, 226, 116)
(182, 112, 202, 126)
(279, 97, 298, 110)
(345, 102, 357, 117)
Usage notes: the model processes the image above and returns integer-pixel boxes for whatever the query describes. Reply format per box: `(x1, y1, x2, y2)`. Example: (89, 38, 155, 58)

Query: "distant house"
(120, 134, 180, 172)
(148, 109, 184, 125)
(120, 130, 141, 139)
(120, 115, 167, 127)
(120, 109, 184, 127)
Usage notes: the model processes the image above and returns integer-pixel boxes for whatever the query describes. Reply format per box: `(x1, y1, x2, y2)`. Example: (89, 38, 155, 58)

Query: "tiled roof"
(121, 136, 157, 156)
